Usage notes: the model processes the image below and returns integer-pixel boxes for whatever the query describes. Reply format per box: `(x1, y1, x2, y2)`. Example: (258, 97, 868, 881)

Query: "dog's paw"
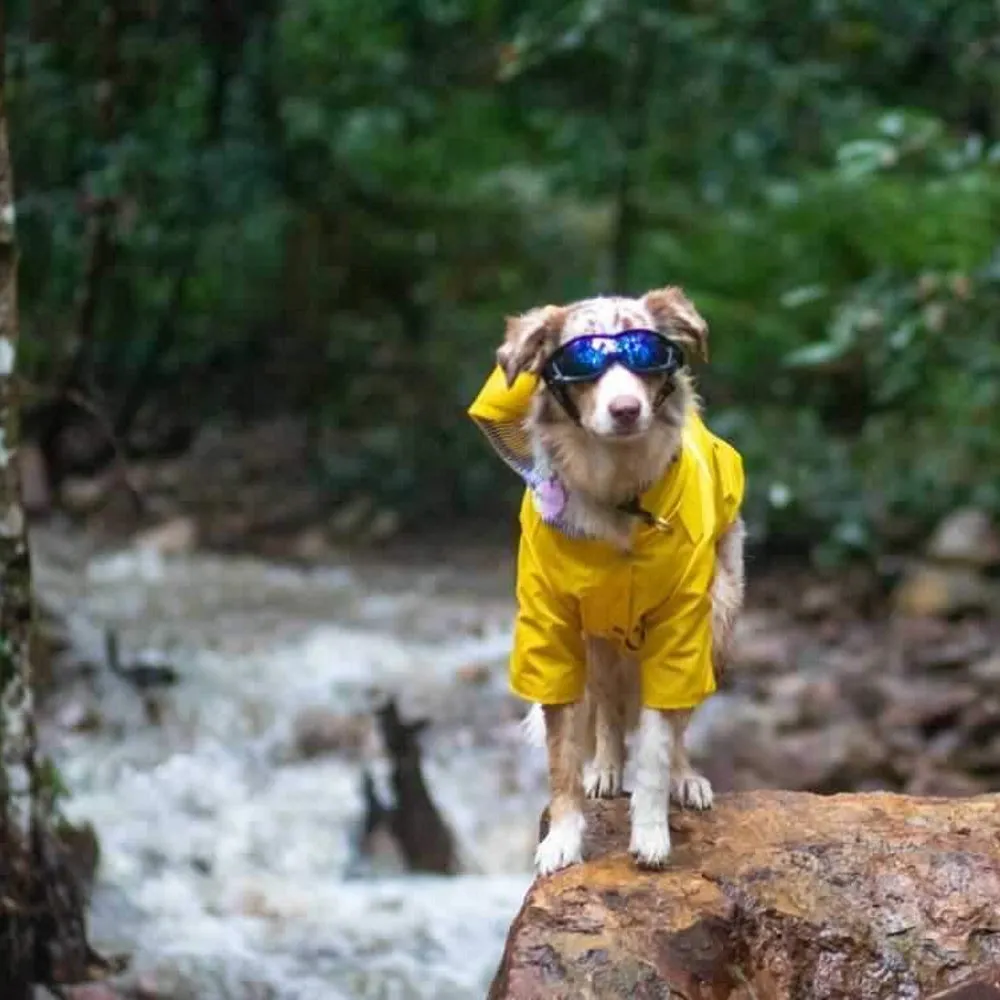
(671, 772, 714, 811)
(535, 812, 585, 876)
(629, 820, 672, 869)
(584, 761, 623, 799)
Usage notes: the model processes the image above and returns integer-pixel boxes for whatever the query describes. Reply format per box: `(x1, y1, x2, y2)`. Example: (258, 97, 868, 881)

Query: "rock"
(56, 699, 104, 733)
(18, 442, 51, 514)
(132, 516, 197, 556)
(367, 507, 401, 542)
(133, 974, 161, 1000)
(60, 474, 113, 515)
(904, 767, 989, 797)
(456, 662, 492, 685)
(797, 582, 840, 620)
(929, 977, 1000, 999)
(290, 526, 331, 562)
(64, 986, 122, 1000)
(330, 496, 373, 536)
(926, 507, 1000, 567)
(766, 674, 842, 730)
(893, 564, 998, 618)
(489, 792, 1000, 1000)
(910, 629, 991, 671)
(893, 614, 951, 646)
(971, 654, 1000, 684)
(732, 614, 794, 672)
(758, 722, 886, 791)
(290, 707, 372, 760)
(55, 819, 102, 902)
(876, 679, 978, 733)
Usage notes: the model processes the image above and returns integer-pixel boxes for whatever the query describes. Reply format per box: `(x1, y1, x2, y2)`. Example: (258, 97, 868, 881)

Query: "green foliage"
(4, 0, 1000, 560)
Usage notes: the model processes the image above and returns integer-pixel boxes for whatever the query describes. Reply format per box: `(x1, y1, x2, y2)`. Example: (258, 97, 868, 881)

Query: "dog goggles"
(541, 330, 683, 384)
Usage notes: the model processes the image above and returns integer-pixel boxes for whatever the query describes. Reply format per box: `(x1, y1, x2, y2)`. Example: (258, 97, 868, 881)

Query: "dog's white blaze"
(629, 707, 672, 865)
(559, 295, 651, 340)
(587, 363, 652, 437)
(534, 809, 585, 875)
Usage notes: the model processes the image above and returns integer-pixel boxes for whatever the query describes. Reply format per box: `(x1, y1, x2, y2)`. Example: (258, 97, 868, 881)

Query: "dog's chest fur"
(529, 388, 690, 552)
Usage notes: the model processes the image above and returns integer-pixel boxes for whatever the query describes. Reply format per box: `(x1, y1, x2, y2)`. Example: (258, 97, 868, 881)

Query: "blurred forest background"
(5, 5, 1000, 996)
(5, 0, 1000, 565)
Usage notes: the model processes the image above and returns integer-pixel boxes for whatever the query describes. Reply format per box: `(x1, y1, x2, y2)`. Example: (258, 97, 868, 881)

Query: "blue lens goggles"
(542, 329, 684, 384)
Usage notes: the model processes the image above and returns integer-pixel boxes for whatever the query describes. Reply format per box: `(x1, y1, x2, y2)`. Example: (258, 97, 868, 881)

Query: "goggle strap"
(652, 379, 675, 411)
(544, 377, 582, 425)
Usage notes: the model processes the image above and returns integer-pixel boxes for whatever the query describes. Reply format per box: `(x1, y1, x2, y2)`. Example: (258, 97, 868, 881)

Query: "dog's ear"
(643, 286, 709, 363)
(496, 305, 568, 387)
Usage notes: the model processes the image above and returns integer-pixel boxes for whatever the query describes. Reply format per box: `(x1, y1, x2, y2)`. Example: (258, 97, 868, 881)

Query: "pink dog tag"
(534, 477, 567, 520)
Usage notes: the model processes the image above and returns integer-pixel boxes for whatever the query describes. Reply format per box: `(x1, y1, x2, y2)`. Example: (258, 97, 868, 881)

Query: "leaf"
(835, 139, 897, 179)
(784, 339, 854, 370)
(780, 284, 827, 309)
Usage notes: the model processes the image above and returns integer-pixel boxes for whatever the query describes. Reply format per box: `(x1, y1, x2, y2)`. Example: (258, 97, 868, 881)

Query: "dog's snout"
(609, 395, 641, 425)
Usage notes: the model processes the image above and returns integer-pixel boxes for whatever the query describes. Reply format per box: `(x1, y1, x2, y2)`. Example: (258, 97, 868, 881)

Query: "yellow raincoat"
(468, 366, 745, 711)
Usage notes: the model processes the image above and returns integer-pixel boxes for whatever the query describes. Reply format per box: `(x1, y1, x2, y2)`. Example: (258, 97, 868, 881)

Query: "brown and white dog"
(498, 287, 746, 874)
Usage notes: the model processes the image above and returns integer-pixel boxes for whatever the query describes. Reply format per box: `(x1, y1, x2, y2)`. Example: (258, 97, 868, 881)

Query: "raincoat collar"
(467, 366, 708, 544)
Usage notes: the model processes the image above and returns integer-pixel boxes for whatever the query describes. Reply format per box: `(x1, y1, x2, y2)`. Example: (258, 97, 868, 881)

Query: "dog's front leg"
(629, 707, 674, 868)
(669, 709, 713, 810)
(535, 702, 586, 875)
(583, 639, 627, 799)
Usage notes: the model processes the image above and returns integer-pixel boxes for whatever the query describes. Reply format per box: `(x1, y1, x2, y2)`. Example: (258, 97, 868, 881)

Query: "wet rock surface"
(490, 791, 1000, 1000)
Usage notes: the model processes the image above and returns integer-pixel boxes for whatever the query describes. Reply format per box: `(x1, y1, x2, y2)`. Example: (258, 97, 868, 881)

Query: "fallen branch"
(104, 629, 179, 691)
(369, 697, 459, 875)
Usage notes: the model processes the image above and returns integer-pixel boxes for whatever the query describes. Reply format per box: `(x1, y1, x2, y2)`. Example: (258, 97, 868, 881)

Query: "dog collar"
(532, 475, 672, 535)
(616, 496, 673, 533)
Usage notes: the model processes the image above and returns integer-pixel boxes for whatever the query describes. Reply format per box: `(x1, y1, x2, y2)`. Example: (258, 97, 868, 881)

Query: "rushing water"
(32, 524, 549, 1000)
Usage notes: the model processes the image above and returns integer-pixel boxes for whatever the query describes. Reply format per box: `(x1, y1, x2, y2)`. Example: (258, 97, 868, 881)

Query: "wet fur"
(499, 289, 746, 875)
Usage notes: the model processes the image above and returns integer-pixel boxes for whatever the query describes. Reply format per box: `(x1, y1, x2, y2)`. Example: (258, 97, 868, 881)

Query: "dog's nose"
(609, 395, 641, 426)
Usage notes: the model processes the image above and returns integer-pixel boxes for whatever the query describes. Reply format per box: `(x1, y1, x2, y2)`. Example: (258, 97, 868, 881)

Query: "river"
(32, 523, 553, 1000)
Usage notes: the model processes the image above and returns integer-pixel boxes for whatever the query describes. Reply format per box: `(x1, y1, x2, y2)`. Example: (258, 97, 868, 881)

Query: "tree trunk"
(0, 41, 37, 997)
(0, 36, 114, 998)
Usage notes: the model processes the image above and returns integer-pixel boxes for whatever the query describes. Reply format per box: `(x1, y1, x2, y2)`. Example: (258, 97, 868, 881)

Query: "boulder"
(893, 564, 999, 618)
(489, 791, 1000, 1000)
(926, 508, 1000, 567)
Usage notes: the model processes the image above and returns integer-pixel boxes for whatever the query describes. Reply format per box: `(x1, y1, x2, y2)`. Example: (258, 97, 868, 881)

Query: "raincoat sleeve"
(467, 366, 540, 484)
(638, 585, 716, 712)
(467, 365, 538, 424)
(508, 531, 586, 705)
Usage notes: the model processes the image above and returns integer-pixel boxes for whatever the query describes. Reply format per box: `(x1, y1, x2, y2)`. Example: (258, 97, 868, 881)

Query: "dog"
(468, 286, 746, 875)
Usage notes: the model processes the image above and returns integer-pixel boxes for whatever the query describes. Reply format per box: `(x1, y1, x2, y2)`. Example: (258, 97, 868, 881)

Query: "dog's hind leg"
(535, 702, 586, 875)
(520, 703, 547, 749)
(711, 516, 746, 684)
(583, 639, 628, 799)
(668, 709, 713, 811)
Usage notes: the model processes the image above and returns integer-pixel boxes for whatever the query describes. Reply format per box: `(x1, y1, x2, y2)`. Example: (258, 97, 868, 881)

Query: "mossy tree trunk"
(0, 30, 111, 998)
(0, 23, 38, 996)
